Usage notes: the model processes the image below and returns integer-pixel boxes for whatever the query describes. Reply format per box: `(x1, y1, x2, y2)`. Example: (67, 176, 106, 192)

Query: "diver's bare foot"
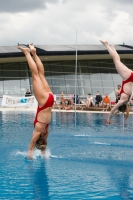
(18, 46, 30, 54)
(28, 44, 36, 55)
(100, 40, 108, 46)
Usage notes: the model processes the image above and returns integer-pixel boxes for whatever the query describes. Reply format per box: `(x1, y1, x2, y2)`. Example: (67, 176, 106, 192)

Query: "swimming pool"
(0, 111, 133, 199)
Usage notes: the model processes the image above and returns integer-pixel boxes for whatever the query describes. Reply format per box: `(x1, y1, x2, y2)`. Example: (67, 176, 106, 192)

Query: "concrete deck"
(0, 106, 133, 114)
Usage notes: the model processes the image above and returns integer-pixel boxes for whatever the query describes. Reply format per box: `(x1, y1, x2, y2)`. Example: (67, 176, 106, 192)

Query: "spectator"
(59, 92, 66, 109)
(65, 99, 74, 110)
(102, 93, 110, 111)
(115, 85, 121, 103)
(86, 94, 93, 108)
(25, 89, 31, 97)
(95, 91, 102, 107)
(73, 95, 80, 104)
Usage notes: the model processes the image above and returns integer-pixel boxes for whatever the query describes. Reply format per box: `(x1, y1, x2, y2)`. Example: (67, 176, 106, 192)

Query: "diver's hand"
(27, 150, 33, 159)
(27, 155, 33, 160)
(107, 119, 114, 125)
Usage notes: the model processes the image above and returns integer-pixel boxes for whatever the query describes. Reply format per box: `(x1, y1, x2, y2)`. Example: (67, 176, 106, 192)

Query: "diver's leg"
(29, 44, 52, 93)
(18, 46, 48, 106)
(100, 41, 131, 80)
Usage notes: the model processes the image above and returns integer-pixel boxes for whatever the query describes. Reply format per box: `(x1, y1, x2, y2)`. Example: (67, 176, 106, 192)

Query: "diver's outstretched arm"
(107, 101, 123, 124)
(28, 131, 40, 159)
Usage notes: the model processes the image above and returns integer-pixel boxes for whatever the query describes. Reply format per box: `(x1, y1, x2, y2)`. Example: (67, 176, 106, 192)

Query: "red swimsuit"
(120, 72, 133, 96)
(34, 93, 54, 127)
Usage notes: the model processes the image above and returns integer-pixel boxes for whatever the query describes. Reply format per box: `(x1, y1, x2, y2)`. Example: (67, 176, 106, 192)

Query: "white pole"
(75, 28, 78, 112)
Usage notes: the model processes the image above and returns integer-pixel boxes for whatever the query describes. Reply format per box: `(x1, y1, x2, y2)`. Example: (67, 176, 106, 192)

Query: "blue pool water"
(0, 111, 133, 199)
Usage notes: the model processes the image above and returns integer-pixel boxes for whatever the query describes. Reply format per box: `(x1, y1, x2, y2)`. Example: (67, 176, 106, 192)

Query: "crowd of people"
(58, 85, 133, 111)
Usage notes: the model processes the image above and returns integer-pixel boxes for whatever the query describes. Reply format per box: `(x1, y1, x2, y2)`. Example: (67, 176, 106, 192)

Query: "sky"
(0, 0, 133, 46)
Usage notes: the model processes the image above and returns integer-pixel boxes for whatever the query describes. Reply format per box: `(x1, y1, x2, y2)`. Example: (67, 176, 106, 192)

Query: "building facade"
(0, 44, 133, 101)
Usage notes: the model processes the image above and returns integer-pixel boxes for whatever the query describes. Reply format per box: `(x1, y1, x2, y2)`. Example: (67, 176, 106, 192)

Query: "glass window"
(109, 60, 115, 69)
(20, 70, 29, 77)
(0, 64, 3, 77)
(20, 87, 28, 96)
(42, 64, 51, 76)
(103, 88, 115, 97)
(0, 78, 3, 94)
(82, 87, 92, 96)
(91, 80, 102, 87)
(52, 86, 67, 95)
(65, 74, 75, 79)
(121, 59, 132, 69)
(0, 86, 3, 94)
(3, 85, 21, 95)
(30, 86, 34, 95)
(100, 68, 112, 80)
(102, 80, 114, 87)
(100, 73, 112, 80)
(50, 74, 65, 79)
(87, 60, 99, 68)
(19, 63, 28, 70)
(78, 79, 91, 87)
(65, 79, 78, 86)
(0, 78, 3, 86)
(20, 78, 30, 87)
(3, 63, 20, 77)
(63, 61, 75, 72)
(66, 87, 79, 95)
(130, 60, 133, 69)
(98, 60, 111, 70)
(78, 65, 89, 79)
(51, 79, 66, 86)
(3, 63, 19, 70)
(4, 78, 20, 86)
(78, 61, 87, 68)
(110, 69, 122, 81)
(113, 81, 122, 88)
(49, 62, 63, 72)
(3, 78, 20, 95)
(79, 74, 90, 80)
(46, 78, 52, 86)
(91, 88, 104, 96)
(3, 70, 19, 77)
(88, 68, 101, 80)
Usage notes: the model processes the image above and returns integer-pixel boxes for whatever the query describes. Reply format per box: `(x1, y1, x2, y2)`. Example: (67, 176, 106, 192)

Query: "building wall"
(0, 59, 133, 99)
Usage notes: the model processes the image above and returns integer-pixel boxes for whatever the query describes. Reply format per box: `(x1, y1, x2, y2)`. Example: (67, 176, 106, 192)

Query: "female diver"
(100, 40, 131, 124)
(18, 44, 54, 159)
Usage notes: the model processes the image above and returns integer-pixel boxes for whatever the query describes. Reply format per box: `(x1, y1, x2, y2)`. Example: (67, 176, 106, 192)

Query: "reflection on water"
(27, 160, 50, 200)
(0, 111, 133, 199)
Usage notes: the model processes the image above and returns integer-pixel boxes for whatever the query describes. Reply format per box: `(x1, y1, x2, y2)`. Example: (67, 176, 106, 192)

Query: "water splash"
(74, 134, 91, 137)
(15, 149, 51, 159)
(94, 142, 111, 146)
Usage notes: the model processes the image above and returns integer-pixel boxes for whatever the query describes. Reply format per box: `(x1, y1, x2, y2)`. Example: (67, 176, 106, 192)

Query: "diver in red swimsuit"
(100, 40, 132, 124)
(18, 44, 54, 159)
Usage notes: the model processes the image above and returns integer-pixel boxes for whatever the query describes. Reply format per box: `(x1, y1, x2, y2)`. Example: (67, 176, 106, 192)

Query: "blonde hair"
(35, 139, 47, 151)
